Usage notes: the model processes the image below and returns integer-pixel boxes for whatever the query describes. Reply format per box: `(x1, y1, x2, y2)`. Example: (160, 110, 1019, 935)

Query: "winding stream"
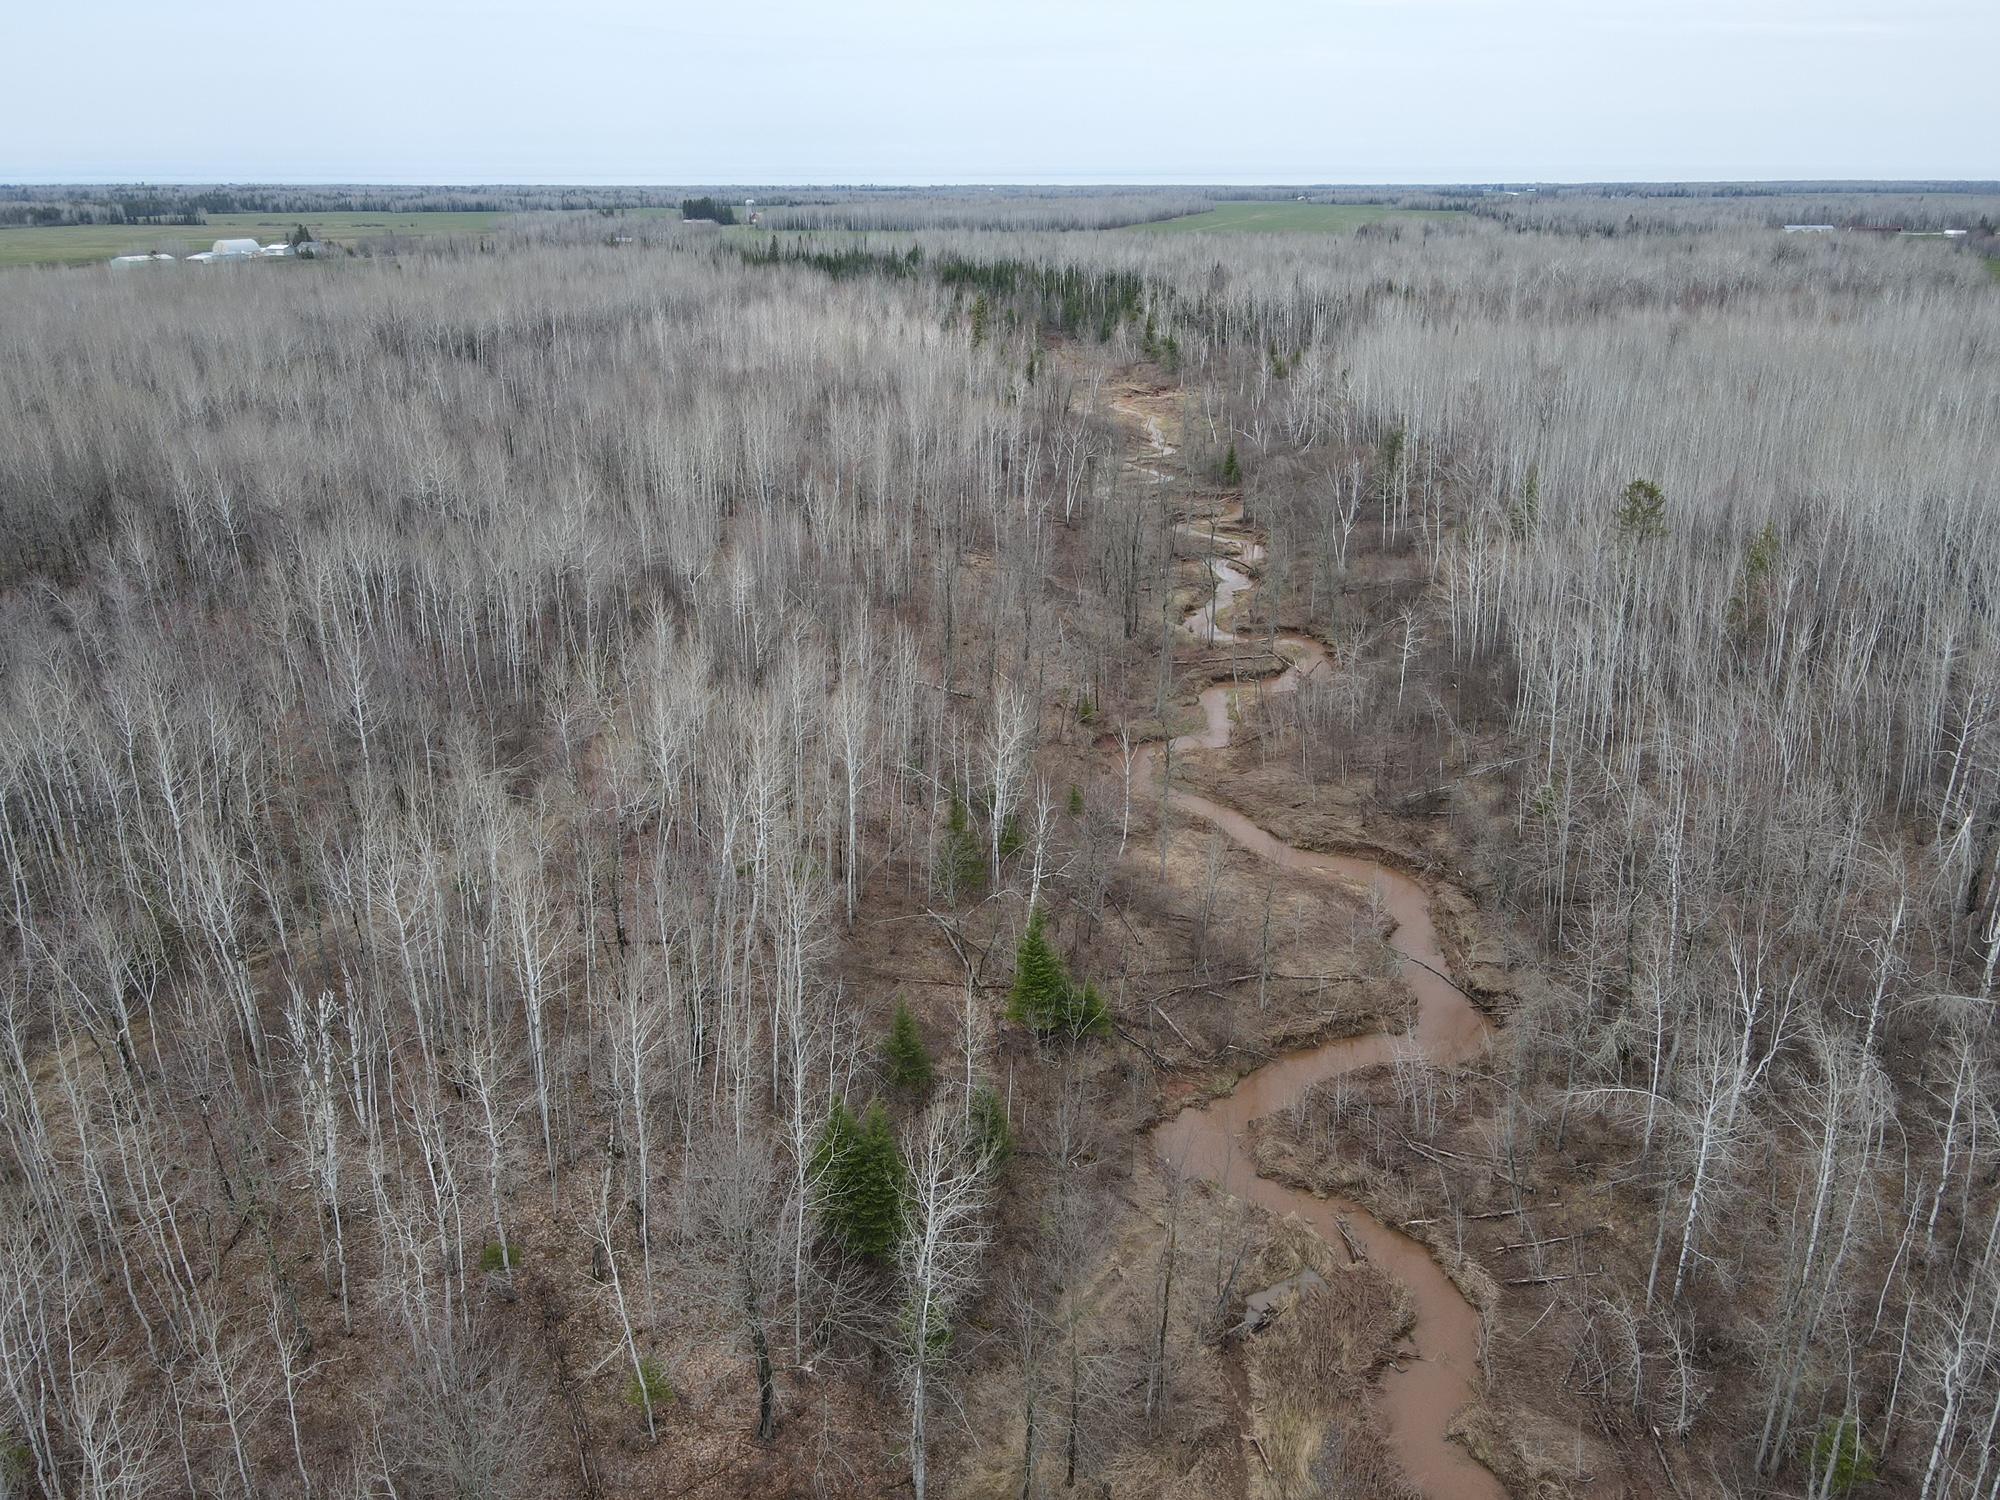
(1118, 397, 1504, 1500)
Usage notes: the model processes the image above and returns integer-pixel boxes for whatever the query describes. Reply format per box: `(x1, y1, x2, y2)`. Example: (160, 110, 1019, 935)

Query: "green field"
(1129, 201, 1460, 235)
(0, 208, 677, 269)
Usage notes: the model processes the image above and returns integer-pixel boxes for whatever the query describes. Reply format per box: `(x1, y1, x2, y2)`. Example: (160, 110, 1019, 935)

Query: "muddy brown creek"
(1120, 399, 1504, 1499)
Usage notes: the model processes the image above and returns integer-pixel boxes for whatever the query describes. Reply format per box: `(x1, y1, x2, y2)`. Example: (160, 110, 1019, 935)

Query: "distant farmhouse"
(1785, 223, 1971, 239)
(185, 238, 263, 264)
(126, 232, 327, 268)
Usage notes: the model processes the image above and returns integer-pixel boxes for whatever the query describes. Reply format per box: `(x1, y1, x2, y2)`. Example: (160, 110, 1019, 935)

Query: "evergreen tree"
(968, 1085, 1013, 1173)
(936, 792, 984, 899)
(884, 999, 934, 1090)
(1221, 442, 1241, 486)
(812, 1100, 907, 1258)
(1007, 905, 1066, 1031)
(1509, 464, 1541, 538)
(969, 293, 990, 347)
(1806, 1416, 1877, 1493)
(1615, 477, 1668, 542)
(1067, 978, 1110, 1039)
(680, 196, 737, 225)
(1006, 906, 1110, 1040)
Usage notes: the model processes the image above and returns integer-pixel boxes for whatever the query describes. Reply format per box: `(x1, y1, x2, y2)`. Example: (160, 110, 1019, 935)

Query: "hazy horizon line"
(8, 174, 1998, 191)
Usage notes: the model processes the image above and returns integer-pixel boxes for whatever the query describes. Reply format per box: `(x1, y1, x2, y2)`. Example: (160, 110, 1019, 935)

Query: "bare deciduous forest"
(1, 189, 1998, 1500)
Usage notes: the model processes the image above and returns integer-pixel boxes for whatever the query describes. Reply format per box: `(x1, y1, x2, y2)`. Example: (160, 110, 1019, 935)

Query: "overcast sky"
(4, 0, 1993, 184)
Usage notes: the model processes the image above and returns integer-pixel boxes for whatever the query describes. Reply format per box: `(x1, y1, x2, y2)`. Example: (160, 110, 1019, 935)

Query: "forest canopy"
(0, 188, 1996, 1500)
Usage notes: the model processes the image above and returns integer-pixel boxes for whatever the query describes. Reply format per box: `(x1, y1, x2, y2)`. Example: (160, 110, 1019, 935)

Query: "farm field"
(0, 208, 676, 267)
(1128, 199, 1461, 233)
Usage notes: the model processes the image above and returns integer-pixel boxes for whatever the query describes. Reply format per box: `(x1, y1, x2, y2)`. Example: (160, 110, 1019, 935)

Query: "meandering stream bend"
(1118, 398, 1505, 1500)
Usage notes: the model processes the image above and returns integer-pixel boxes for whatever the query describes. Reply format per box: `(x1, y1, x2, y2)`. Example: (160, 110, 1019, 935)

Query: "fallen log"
(1151, 1002, 1198, 1052)
(1404, 1203, 1563, 1227)
(1493, 1227, 1607, 1255)
(1503, 1268, 1602, 1287)
(1335, 1216, 1367, 1264)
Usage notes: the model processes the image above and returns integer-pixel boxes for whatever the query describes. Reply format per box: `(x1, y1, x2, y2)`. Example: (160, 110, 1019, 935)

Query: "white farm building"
(185, 238, 263, 263)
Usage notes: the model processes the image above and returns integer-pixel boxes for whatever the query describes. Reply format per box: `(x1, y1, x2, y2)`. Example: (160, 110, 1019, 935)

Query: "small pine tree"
(1806, 1416, 1877, 1493)
(898, 1292, 954, 1359)
(937, 792, 984, 899)
(1509, 464, 1541, 538)
(1066, 978, 1111, 1040)
(884, 1000, 933, 1090)
(0, 1436, 29, 1493)
(970, 293, 990, 347)
(812, 1100, 906, 1258)
(1221, 443, 1241, 486)
(1007, 905, 1069, 1032)
(1007, 906, 1111, 1041)
(1744, 520, 1779, 585)
(1067, 784, 1085, 817)
(969, 1085, 1013, 1173)
(847, 1101, 906, 1255)
(625, 1357, 675, 1411)
(1728, 520, 1782, 639)
(1615, 478, 1668, 542)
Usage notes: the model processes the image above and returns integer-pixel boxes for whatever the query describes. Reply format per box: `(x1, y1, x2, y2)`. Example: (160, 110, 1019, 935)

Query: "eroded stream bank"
(1115, 393, 1505, 1500)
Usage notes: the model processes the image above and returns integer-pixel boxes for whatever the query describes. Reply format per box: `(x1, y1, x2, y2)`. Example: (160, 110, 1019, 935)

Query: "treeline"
(755, 192, 1209, 231)
(1465, 188, 2000, 233)
(738, 235, 1155, 343)
(19, 179, 1993, 234)
(0, 183, 698, 221)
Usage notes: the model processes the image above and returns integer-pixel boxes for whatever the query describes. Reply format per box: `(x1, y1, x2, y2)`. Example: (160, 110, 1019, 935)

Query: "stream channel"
(1119, 397, 1505, 1500)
